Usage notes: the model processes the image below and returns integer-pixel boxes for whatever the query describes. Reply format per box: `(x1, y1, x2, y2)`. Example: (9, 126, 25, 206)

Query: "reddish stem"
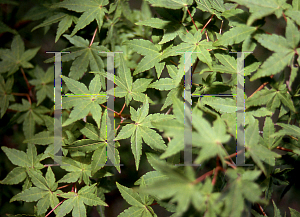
(11, 92, 31, 104)
(201, 15, 214, 33)
(89, 27, 98, 47)
(187, 8, 198, 31)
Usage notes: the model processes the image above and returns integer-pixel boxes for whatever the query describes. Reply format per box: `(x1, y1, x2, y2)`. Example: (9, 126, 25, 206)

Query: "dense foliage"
(1, 0, 300, 216)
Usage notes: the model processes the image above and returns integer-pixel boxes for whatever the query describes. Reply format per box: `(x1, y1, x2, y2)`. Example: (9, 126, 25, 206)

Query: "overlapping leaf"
(54, 0, 109, 36)
(0, 144, 47, 189)
(116, 180, 156, 217)
(115, 97, 171, 170)
(0, 35, 40, 75)
(56, 183, 108, 217)
(114, 54, 153, 105)
(10, 167, 62, 215)
(9, 99, 51, 139)
(145, 0, 193, 9)
(62, 74, 107, 127)
(29, 66, 54, 105)
(0, 75, 14, 118)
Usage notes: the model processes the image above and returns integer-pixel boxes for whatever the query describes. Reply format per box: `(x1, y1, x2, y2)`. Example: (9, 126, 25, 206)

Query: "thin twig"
(248, 75, 274, 98)
(57, 184, 71, 190)
(20, 67, 31, 91)
(219, 20, 223, 34)
(45, 198, 66, 217)
(11, 93, 31, 104)
(44, 164, 60, 167)
(205, 30, 209, 41)
(101, 104, 119, 115)
(257, 203, 267, 216)
(192, 59, 199, 75)
(187, 8, 198, 31)
(225, 160, 237, 169)
(225, 150, 243, 159)
(282, 11, 287, 22)
(20, 67, 34, 101)
(89, 27, 98, 47)
(118, 102, 126, 116)
(276, 146, 294, 152)
(192, 169, 214, 184)
(201, 15, 214, 33)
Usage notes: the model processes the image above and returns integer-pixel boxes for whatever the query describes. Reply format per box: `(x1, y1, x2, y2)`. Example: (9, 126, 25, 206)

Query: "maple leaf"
(137, 155, 220, 215)
(64, 109, 121, 174)
(54, 0, 109, 36)
(113, 54, 153, 105)
(170, 30, 214, 68)
(246, 83, 296, 113)
(58, 156, 92, 185)
(56, 183, 108, 217)
(245, 119, 281, 175)
(62, 74, 107, 127)
(10, 167, 62, 215)
(116, 180, 157, 217)
(115, 97, 172, 170)
(0, 75, 14, 118)
(196, 0, 226, 19)
(251, 18, 300, 85)
(151, 96, 185, 159)
(29, 66, 54, 106)
(0, 144, 48, 189)
(222, 169, 266, 217)
(9, 99, 51, 139)
(124, 38, 177, 78)
(45, 34, 109, 81)
(31, 12, 78, 43)
(135, 15, 186, 45)
(229, 0, 290, 25)
(0, 35, 40, 75)
(145, 0, 193, 9)
(192, 110, 231, 165)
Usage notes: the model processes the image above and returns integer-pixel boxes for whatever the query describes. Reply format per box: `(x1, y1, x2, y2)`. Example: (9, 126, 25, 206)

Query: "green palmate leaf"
(115, 97, 167, 170)
(0, 35, 40, 75)
(54, 0, 109, 36)
(222, 169, 265, 217)
(213, 25, 257, 47)
(10, 167, 61, 215)
(45, 34, 109, 81)
(245, 119, 281, 175)
(270, 123, 300, 139)
(196, 0, 225, 19)
(116, 182, 144, 207)
(31, 12, 77, 42)
(229, 0, 287, 25)
(115, 54, 152, 105)
(1, 144, 46, 186)
(0, 167, 27, 185)
(136, 17, 186, 44)
(29, 66, 54, 105)
(62, 75, 106, 127)
(171, 31, 213, 68)
(9, 99, 51, 139)
(200, 97, 236, 114)
(58, 156, 92, 185)
(137, 157, 214, 215)
(251, 24, 297, 81)
(145, 0, 193, 9)
(125, 39, 176, 77)
(56, 184, 108, 217)
(0, 75, 14, 118)
(192, 111, 231, 165)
